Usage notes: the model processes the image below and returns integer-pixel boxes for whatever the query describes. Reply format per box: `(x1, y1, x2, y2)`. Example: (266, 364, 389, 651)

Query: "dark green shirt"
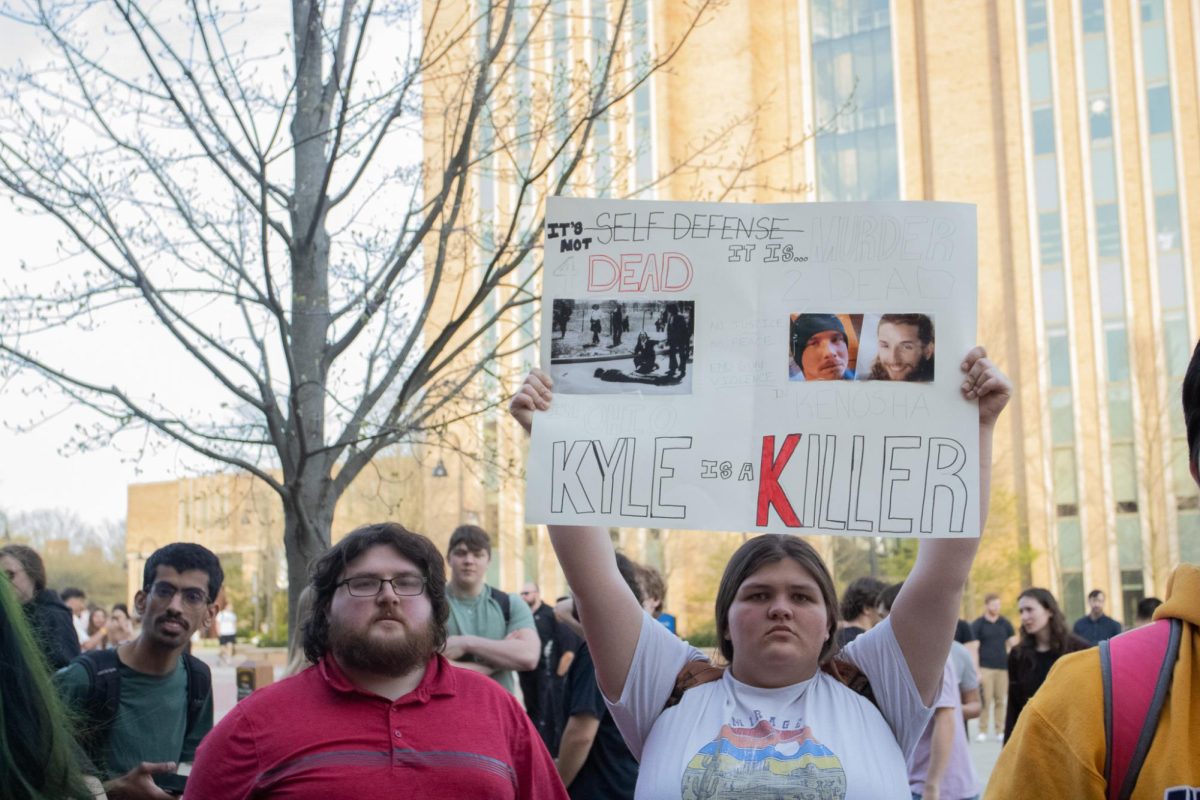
(56, 655, 213, 779)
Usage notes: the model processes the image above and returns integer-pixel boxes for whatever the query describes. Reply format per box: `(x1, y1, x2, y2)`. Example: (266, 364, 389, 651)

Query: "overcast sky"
(1, 4, 430, 529)
(0, 5, 289, 526)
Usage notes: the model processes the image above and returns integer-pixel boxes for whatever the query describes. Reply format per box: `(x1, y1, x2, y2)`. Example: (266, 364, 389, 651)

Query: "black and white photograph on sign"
(550, 299, 695, 394)
(787, 313, 863, 381)
(855, 313, 936, 383)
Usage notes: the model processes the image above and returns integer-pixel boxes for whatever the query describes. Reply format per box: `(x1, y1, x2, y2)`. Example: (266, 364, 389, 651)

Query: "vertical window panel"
(1158, 252, 1186, 313)
(1179, 510, 1200, 563)
(1051, 390, 1075, 444)
(1054, 447, 1079, 503)
(1091, 147, 1116, 202)
(1042, 268, 1067, 325)
(1108, 384, 1134, 439)
(1035, 158, 1060, 211)
(1117, 517, 1143, 568)
(1058, 517, 1083, 568)
(1033, 108, 1056, 154)
(811, 3, 898, 201)
(1062, 572, 1085, 621)
(1095, 203, 1121, 257)
(1039, 211, 1063, 264)
(1112, 443, 1138, 502)
(1028, 48, 1053, 104)
(1098, 260, 1125, 318)
(1088, 97, 1113, 140)
(1048, 334, 1072, 387)
(1106, 327, 1130, 381)
(1149, 137, 1177, 191)
(1084, 36, 1109, 88)
(1163, 316, 1191, 377)
(1154, 194, 1180, 250)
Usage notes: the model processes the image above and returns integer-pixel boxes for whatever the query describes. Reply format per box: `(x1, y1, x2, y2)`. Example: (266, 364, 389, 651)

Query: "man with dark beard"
(187, 523, 566, 800)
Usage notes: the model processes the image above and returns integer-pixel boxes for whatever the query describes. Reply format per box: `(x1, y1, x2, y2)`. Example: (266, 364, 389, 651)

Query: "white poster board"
(527, 197, 979, 538)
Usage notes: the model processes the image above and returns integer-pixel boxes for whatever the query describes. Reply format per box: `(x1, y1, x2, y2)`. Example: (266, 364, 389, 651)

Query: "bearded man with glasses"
(56, 541, 224, 799)
(188, 522, 566, 800)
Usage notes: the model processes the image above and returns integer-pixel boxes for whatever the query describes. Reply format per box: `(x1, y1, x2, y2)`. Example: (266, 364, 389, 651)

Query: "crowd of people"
(1, 341, 1197, 798)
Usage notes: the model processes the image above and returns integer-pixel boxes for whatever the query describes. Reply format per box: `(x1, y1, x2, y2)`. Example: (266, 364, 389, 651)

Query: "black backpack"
(69, 649, 211, 768)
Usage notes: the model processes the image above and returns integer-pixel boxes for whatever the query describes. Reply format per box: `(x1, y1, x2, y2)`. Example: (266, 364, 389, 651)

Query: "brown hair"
(0, 544, 47, 594)
(447, 524, 492, 557)
(303, 523, 449, 664)
(639, 565, 666, 611)
(714, 535, 840, 665)
(1015, 587, 1070, 655)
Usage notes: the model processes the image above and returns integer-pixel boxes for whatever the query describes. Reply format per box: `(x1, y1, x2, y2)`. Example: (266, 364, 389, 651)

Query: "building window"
(1105, 328, 1130, 381)
(1180, 510, 1200, 563)
(1083, 36, 1108, 88)
(811, 1, 899, 201)
(1121, 568, 1144, 625)
(1061, 571, 1085, 621)
(1033, 108, 1056, 154)
(1026, 0, 1049, 45)
(1163, 315, 1191, 377)
(1050, 390, 1075, 444)
(1111, 443, 1138, 503)
(1041, 268, 1067, 325)
(1038, 211, 1062, 264)
(1048, 334, 1072, 387)
(1053, 447, 1079, 503)
(1094, 203, 1120, 258)
(1081, 0, 1106, 32)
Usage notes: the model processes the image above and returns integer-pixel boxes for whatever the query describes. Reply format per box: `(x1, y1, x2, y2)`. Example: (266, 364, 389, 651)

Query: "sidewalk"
(967, 718, 1004, 790)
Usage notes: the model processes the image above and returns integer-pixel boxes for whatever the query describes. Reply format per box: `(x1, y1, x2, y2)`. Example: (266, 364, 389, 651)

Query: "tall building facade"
(130, 1, 1200, 637)
(419, 0, 1200, 629)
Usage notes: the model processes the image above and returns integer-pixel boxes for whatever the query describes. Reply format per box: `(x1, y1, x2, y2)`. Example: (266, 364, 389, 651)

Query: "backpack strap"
(183, 653, 212, 736)
(1101, 617, 1181, 800)
(490, 586, 512, 626)
(71, 649, 123, 766)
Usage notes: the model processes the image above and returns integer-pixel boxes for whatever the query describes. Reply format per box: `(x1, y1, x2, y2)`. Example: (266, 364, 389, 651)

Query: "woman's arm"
(888, 347, 1012, 704)
(510, 370, 646, 701)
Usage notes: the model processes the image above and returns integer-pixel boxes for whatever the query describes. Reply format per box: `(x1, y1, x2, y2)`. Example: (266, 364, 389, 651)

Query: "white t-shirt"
(607, 612, 934, 799)
(217, 608, 238, 637)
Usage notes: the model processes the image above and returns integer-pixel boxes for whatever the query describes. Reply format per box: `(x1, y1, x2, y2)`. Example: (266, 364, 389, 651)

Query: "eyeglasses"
(339, 575, 427, 597)
(519, 591, 534, 596)
(147, 582, 210, 607)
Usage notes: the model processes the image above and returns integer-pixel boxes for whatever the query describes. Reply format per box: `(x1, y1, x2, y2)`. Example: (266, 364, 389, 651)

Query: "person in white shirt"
(61, 586, 89, 644)
(509, 346, 1010, 799)
(217, 604, 238, 665)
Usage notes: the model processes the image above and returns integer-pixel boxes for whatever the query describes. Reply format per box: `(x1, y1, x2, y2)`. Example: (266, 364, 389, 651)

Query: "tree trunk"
(283, 469, 337, 635)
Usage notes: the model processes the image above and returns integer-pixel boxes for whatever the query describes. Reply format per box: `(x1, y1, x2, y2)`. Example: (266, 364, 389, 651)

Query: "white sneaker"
(995, 733, 1005, 743)
(975, 732, 988, 742)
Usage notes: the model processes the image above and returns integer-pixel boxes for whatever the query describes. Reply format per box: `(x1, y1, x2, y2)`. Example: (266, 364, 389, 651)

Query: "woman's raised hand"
(960, 346, 1011, 428)
(508, 368, 554, 435)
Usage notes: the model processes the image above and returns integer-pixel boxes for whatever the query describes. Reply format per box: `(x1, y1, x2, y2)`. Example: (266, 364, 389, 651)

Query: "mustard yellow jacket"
(986, 564, 1200, 798)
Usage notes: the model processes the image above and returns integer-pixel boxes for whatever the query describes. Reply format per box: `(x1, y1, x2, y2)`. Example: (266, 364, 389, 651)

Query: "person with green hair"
(0, 572, 99, 799)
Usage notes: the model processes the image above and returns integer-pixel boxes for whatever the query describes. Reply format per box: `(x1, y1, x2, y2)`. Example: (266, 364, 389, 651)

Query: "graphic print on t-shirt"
(680, 719, 847, 799)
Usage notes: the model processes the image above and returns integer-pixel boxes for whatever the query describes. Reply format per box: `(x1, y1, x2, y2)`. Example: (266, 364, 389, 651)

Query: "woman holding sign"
(509, 346, 1010, 799)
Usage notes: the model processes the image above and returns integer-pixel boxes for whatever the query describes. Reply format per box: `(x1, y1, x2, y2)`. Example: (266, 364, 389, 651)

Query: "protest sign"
(527, 197, 979, 537)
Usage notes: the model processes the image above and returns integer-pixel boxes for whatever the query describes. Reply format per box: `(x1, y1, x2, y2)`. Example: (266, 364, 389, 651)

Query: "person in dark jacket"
(665, 304, 690, 378)
(0, 544, 80, 670)
(1003, 587, 1090, 742)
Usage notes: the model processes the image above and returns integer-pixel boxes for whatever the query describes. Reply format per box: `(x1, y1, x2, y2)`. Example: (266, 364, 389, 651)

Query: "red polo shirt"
(187, 654, 567, 799)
